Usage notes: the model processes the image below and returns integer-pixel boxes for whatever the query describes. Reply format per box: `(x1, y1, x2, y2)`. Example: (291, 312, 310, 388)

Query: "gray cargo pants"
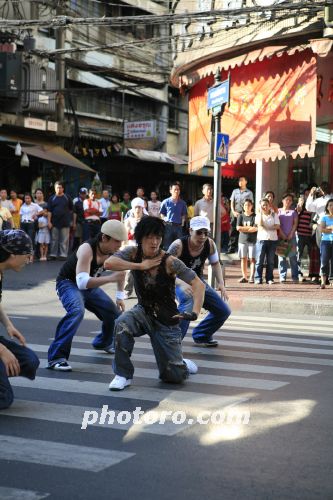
(112, 305, 189, 383)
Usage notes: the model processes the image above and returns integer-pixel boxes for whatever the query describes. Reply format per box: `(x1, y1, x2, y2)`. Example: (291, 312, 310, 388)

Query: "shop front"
(186, 45, 333, 204)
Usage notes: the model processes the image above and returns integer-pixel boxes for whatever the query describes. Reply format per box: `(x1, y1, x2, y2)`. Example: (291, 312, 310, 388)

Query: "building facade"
(0, 0, 192, 200)
(171, 0, 333, 203)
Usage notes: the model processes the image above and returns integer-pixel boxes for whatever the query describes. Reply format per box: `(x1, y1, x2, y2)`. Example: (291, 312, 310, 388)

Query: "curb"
(228, 296, 333, 317)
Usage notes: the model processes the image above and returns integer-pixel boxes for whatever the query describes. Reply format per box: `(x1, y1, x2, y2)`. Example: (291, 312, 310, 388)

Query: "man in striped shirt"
(296, 189, 313, 281)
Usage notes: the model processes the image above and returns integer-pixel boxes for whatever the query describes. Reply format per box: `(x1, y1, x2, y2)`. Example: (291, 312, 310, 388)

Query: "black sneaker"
(48, 361, 72, 371)
(194, 339, 218, 347)
(93, 344, 115, 354)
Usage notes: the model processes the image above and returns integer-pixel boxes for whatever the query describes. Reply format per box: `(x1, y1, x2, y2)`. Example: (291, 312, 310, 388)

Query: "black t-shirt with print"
(237, 213, 257, 244)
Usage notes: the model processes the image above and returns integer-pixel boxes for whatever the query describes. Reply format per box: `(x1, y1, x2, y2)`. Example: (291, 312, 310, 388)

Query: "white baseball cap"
(101, 220, 128, 241)
(190, 216, 211, 231)
(131, 197, 145, 209)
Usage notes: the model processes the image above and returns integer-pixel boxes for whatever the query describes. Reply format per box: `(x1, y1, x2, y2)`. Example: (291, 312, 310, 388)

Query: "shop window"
(168, 89, 179, 130)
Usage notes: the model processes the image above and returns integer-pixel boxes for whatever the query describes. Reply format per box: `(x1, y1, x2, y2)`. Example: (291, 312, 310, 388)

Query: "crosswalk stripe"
(212, 331, 333, 346)
(36, 353, 320, 378)
(11, 376, 250, 408)
(29, 341, 333, 370)
(227, 315, 333, 326)
(0, 400, 191, 436)
(224, 319, 333, 333)
(214, 325, 333, 337)
(211, 340, 333, 355)
(0, 435, 134, 472)
(0, 487, 49, 500)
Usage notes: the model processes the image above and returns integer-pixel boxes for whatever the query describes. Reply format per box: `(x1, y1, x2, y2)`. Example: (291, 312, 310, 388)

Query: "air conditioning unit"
(0, 52, 22, 99)
(21, 62, 57, 115)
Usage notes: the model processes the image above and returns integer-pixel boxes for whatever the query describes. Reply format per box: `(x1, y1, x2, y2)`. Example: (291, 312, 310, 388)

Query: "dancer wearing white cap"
(47, 220, 129, 371)
(168, 216, 231, 347)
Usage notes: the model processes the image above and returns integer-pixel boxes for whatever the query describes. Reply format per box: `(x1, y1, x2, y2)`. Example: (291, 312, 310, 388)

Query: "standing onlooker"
(228, 176, 253, 253)
(263, 191, 278, 213)
(108, 193, 122, 221)
(148, 191, 161, 217)
(277, 193, 299, 283)
(100, 189, 110, 224)
(83, 188, 102, 241)
(35, 212, 50, 261)
(124, 197, 146, 297)
(306, 182, 333, 247)
(136, 186, 145, 199)
(254, 198, 280, 284)
(120, 191, 131, 218)
(236, 199, 257, 283)
(72, 188, 87, 251)
(160, 181, 187, 249)
(0, 205, 13, 230)
(47, 181, 73, 260)
(296, 189, 313, 281)
(319, 198, 333, 289)
(0, 189, 14, 213)
(34, 189, 48, 259)
(9, 190, 22, 229)
(194, 183, 214, 231)
(221, 196, 231, 253)
(20, 193, 42, 256)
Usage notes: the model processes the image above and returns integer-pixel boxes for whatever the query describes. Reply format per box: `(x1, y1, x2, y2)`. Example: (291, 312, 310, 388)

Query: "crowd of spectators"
(0, 177, 332, 288)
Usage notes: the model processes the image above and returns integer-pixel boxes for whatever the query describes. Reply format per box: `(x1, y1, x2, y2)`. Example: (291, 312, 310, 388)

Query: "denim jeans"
(278, 237, 298, 281)
(113, 305, 188, 383)
(163, 224, 184, 250)
(48, 280, 120, 365)
(255, 240, 277, 282)
(297, 234, 312, 275)
(320, 240, 333, 277)
(50, 226, 70, 258)
(0, 337, 39, 409)
(176, 280, 231, 342)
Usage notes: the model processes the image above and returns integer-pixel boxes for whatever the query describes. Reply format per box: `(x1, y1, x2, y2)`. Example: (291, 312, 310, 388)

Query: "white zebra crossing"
(2, 313, 332, 478)
(0, 435, 134, 472)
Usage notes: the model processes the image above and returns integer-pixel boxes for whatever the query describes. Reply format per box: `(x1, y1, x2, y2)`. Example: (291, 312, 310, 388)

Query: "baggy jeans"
(176, 280, 231, 341)
(0, 337, 40, 410)
(48, 279, 120, 365)
(112, 305, 188, 383)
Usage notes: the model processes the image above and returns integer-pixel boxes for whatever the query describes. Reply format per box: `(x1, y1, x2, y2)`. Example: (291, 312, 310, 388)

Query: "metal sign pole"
(213, 112, 222, 255)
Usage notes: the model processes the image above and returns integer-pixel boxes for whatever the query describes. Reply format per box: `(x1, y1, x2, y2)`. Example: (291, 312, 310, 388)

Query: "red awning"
(188, 49, 317, 172)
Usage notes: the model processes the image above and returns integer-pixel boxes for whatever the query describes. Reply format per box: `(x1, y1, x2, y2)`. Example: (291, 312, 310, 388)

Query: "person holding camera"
(306, 182, 333, 247)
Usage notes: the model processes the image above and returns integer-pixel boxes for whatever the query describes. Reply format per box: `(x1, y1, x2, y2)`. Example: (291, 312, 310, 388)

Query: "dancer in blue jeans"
(47, 220, 128, 371)
(0, 230, 39, 409)
(168, 216, 230, 347)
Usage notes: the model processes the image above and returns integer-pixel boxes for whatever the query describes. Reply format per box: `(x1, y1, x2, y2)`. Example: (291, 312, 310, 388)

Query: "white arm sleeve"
(76, 272, 90, 290)
(208, 249, 220, 265)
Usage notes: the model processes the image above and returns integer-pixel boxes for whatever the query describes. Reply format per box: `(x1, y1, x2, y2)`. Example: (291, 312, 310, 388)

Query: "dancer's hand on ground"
(7, 325, 26, 346)
(0, 346, 21, 377)
(116, 299, 126, 313)
(172, 311, 198, 321)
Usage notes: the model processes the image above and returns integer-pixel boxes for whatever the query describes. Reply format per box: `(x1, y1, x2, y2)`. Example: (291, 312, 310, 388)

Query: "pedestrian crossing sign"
(215, 133, 229, 162)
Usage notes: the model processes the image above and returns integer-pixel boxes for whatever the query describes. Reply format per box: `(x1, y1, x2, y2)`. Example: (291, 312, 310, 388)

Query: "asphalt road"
(0, 261, 333, 500)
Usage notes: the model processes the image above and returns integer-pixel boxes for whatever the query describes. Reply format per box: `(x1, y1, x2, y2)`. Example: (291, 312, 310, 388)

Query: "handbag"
(275, 239, 296, 258)
(0, 215, 11, 230)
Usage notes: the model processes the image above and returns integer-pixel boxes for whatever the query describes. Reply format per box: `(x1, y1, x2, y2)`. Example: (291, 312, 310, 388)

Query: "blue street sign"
(215, 133, 229, 162)
(207, 79, 230, 110)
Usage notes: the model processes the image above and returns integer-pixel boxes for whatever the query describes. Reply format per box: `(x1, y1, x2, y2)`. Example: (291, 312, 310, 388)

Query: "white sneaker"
(183, 358, 198, 375)
(109, 375, 132, 391)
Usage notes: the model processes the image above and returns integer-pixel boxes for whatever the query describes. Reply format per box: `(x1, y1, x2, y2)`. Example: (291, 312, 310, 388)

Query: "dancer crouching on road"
(168, 216, 230, 347)
(47, 220, 128, 372)
(0, 230, 40, 409)
(104, 216, 205, 391)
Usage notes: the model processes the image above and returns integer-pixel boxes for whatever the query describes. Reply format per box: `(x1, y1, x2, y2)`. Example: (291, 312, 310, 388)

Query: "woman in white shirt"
(254, 198, 280, 284)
